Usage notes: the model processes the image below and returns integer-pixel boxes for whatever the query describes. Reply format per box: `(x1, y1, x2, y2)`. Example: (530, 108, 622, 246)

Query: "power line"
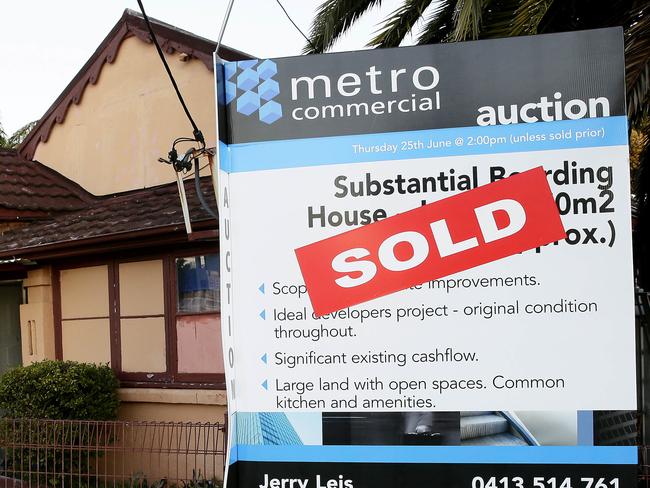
(274, 0, 317, 52)
(136, 0, 218, 223)
(136, 0, 204, 145)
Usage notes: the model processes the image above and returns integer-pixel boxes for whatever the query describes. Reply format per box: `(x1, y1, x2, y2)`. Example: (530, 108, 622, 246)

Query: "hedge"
(0, 360, 119, 420)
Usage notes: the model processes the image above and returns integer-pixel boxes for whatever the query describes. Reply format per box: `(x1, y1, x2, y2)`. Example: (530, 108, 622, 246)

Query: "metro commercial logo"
(289, 65, 442, 122)
(224, 59, 282, 125)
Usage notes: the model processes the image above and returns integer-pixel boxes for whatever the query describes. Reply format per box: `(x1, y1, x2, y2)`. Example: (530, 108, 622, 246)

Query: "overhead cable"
(136, 0, 204, 145)
(275, 0, 317, 52)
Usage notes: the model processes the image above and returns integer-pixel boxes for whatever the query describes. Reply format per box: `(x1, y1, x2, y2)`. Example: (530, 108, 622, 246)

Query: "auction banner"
(215, 27, 637, 488)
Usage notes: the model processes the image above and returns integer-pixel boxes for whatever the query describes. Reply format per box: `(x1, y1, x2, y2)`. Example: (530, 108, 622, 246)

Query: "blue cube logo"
(258, 79, 279, 101)
(257, 59, 277, 80)
(224, 58, 282, 124)
(237, 68, 259, 92)
(237, 90, 260, 116)
(259, 101, 282, 125)
(238, 60, 258, 70)
(225, 81, 237, 104)
(224, 62, 237, 81)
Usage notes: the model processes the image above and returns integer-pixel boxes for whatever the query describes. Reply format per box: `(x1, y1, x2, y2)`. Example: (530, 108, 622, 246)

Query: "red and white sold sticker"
(295, 166, 566, 316)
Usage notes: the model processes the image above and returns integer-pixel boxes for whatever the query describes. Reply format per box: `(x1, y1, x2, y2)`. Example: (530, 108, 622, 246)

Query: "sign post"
(217, 28, 636, 488)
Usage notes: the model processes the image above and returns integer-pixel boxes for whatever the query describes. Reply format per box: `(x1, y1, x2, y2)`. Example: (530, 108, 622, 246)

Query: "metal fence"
(0, 418, 226, 487)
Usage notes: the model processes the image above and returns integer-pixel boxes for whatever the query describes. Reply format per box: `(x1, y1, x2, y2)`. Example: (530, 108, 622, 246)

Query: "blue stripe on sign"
(221, 116, 628, 173)
(233, 445, 637, 465)
(218, 141, 232, 173)
(229, 446, 238, 465)
(577, 411, 595, 446)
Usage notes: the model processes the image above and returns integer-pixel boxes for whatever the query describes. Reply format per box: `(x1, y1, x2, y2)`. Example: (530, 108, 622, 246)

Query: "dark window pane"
(176, 254, 220, 313)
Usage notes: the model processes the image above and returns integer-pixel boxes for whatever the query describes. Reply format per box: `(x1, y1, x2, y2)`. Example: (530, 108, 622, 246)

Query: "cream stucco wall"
(118, 388, 227, 418)
(117, 388, 227, 439)
(20, 267, 56, 365)
(116, 389, 228, 481)
(33, 35, 216, 195)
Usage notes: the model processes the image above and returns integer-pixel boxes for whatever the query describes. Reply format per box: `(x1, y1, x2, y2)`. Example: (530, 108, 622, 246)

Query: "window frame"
(168, 252, 223, 385)
(53, 247, 225, 389)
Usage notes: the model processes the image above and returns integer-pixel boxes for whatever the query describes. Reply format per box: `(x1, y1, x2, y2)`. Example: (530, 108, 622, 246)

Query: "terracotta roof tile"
(0, 150, 91, 215)
(0, 176, 216, 256)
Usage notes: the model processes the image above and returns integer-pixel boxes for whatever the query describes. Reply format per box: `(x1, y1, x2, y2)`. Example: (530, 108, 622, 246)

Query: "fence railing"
(0, 418, 226, 487)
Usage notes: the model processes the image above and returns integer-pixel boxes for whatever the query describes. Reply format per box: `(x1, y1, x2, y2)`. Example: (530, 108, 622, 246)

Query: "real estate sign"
(216, 27, 636, 488)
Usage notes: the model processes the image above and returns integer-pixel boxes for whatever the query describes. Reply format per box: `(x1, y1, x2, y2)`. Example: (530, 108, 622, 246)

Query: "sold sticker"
(295, 166, 566, 316)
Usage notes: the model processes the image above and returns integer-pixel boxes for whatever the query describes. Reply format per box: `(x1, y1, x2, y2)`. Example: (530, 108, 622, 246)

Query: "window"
(174, 255, 223, 376)
(176, 255, 220, 313)
(55, 250, 224, 388)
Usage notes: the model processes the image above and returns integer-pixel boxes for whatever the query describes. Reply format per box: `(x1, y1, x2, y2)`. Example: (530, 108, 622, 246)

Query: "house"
(0, 9, 250, 426)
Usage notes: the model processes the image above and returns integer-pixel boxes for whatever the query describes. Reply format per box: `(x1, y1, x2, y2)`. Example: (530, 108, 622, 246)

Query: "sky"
(0, 0, 422, 135)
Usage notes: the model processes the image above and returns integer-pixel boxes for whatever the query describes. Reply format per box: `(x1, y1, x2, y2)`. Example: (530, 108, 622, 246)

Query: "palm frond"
(633, 134, 650, 288)
(304, 0, 382, 54)
(453, 0, 483, 41)
(628, 62, 650, 128)
(417, 0, 457, 44)
(510, 0, 554, 35)
(478, 0, 527, 38)
(625, 3, 650, 127)
(452, 0, 491, 42)
(368, 0, 434, 48)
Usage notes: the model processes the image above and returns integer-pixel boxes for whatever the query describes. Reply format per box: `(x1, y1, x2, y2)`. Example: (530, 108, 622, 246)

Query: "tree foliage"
(0, 120, 38, 149)
(305, 0, 649, 127)
(0, 124, 7, 148)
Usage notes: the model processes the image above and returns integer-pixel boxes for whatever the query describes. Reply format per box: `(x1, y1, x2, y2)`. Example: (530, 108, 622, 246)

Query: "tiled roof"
(0, 149, 91, 217)
(0, 177, 217, 257)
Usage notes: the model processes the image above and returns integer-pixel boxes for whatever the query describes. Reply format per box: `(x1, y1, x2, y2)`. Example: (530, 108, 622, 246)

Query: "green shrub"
(0, 360, 119, 420)
(0, 361, 120, 486)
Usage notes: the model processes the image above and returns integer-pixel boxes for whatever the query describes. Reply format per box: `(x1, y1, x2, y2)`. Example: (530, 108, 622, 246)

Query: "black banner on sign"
(219, 28, 624, 144)
(226, 461, 637, 488)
